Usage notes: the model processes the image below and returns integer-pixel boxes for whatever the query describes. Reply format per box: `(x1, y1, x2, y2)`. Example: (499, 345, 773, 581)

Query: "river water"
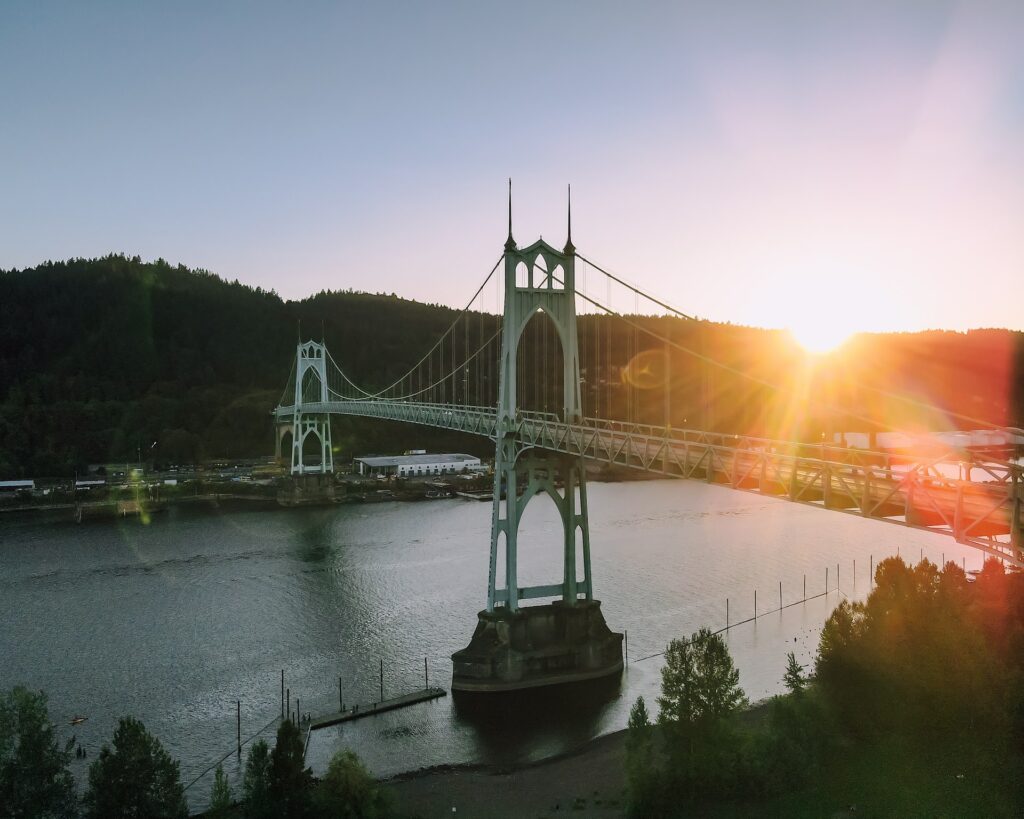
(0, 479, 984, 811)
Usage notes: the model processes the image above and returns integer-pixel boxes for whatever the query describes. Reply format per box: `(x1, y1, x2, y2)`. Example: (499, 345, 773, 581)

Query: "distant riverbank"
(0, 463, 662, 523)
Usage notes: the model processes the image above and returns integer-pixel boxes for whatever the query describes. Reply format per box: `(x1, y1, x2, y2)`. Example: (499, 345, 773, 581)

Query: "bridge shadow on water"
(452, 673, 622, 764)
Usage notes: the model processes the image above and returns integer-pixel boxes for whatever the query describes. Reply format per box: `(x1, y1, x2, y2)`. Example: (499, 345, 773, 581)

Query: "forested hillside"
(0, 256, 479, 476)
(0, 255, 1021, 477)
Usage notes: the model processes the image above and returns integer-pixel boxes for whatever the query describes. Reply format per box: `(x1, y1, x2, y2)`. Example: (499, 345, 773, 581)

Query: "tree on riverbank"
(656, 627, 747, 798)
(626, 555, 1024, 815)
(816, 556, 1008, 733)
(207, 764, 232, 818)
(242, 739, 272, 819)
(313, 750, 388, 818)
(82, 716, 187, 819)
(267, 719, 313, 818)
(0, 687, 77, 819)
(625, 697, 657, 817)
(624, 627, 749, 813)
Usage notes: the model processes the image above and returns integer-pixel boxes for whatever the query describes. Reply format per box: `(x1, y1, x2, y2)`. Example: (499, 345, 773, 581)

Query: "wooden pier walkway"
(308, 687, 446, 731)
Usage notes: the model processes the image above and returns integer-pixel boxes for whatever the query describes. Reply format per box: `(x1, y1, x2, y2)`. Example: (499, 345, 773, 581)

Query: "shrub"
(313, 749, 388, 818)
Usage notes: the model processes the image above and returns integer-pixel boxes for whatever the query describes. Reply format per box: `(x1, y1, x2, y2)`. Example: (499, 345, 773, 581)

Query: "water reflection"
(453, 674, 623, 761)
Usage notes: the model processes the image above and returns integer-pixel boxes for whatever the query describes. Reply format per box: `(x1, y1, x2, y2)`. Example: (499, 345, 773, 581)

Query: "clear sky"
(2, 1, 1022, 342)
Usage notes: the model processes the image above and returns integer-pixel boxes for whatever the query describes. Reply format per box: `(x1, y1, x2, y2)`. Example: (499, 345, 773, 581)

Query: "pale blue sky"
(2, 1, 1022, 338)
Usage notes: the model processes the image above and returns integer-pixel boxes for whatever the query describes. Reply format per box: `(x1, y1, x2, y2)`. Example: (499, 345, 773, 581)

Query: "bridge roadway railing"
(274, 400, 1023, 566)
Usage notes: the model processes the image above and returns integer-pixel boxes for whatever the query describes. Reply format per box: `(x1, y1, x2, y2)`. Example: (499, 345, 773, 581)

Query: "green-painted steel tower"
(452, 184, 623, 693)
(486, 183, 591, 612)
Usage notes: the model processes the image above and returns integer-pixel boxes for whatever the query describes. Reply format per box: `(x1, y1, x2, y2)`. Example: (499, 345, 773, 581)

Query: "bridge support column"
(452, 201, 622, 693)
(290, 413, 333, 475)
(487, 450, 593, 611)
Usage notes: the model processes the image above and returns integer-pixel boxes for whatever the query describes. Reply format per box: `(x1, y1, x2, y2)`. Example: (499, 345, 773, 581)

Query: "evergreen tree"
(657, 628, 747, 794)
(267, 720, 312, 818)
(625, 696, 657, 817)
(658, 628, 746, 727)
(783, 651, 805, 695)
(0, 687, 77, 819)
(82, 716, 187, 819)
(242, 739, 272, 819)
(208, 763, 231, 818)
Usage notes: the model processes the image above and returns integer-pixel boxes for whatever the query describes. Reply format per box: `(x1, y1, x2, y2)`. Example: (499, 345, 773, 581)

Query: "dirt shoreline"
(384, 729, 629, 818)
(382, 698, 777, 819)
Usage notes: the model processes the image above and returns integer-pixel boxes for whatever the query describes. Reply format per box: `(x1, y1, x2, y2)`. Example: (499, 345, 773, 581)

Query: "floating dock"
(308, 687, 446, 730)
(456, 490, 492, 501)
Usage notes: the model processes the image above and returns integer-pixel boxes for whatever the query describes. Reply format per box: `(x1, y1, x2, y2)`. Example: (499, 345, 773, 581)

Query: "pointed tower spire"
(504, 177, 516, 251)
(564, 183, 575, 254)
(297, 318, 302, 344)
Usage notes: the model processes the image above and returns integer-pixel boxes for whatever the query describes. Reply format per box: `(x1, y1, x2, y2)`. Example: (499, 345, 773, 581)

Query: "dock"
(308, 687, 446, 730)
(456, 490, 492, 501)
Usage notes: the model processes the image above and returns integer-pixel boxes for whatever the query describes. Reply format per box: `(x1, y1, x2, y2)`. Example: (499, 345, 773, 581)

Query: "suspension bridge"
(273, 188, 1023, 692)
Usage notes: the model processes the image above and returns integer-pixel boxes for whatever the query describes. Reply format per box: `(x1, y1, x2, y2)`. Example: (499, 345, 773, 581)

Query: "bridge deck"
(275, 401, 1023, 566)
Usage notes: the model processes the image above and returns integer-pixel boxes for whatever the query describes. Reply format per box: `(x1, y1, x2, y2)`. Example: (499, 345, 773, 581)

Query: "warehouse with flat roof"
(355, 453, 482, 478)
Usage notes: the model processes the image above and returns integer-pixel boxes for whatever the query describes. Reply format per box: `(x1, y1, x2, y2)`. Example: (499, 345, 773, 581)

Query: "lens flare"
(621, 349, 668, 390)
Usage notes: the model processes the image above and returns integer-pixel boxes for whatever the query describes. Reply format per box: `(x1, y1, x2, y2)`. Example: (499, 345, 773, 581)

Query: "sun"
(787, 321, 853, 355)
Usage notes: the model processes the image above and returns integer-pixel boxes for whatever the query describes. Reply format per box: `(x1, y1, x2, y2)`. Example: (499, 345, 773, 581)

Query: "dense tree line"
(0, 689, 385, 818)
(2, 255, 1021, 477)
(625, 556, 1024, 815)
(0, 256, 489, 476)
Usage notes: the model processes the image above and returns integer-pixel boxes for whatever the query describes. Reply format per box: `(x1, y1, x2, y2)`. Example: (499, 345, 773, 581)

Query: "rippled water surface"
(0, 480, 983, 810)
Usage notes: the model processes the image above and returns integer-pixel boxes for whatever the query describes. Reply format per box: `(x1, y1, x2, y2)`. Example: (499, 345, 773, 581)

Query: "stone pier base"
(276, 473, 338, 507)
(451, 600, 623, 693)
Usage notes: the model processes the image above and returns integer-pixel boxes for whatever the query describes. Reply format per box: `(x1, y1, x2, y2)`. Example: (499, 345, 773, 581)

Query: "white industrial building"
(0, 480, 35, 492)
(355, 453, 483, 478)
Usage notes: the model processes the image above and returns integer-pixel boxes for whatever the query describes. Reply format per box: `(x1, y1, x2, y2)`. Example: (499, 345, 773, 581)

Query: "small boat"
(70, 716, 88, 725)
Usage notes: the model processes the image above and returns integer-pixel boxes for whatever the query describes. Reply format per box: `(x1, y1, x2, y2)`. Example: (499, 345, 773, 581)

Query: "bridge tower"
(451, 186, 623, 693)
(288, 339, 334, 475)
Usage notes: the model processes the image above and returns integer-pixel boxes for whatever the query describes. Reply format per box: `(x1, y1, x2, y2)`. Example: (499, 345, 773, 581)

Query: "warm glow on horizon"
(786, 321, 853, 355)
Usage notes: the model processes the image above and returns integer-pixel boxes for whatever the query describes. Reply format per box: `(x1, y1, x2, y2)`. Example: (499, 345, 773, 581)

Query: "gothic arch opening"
(301, 368, 323, 404)
(514, 488, 566, 591)
(301, 428, 323, 466)
(516, 261, 530, 289)
(279, 430, 293, 465)
(516, 308, 565, 417)
(533, 254, 549, 289)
